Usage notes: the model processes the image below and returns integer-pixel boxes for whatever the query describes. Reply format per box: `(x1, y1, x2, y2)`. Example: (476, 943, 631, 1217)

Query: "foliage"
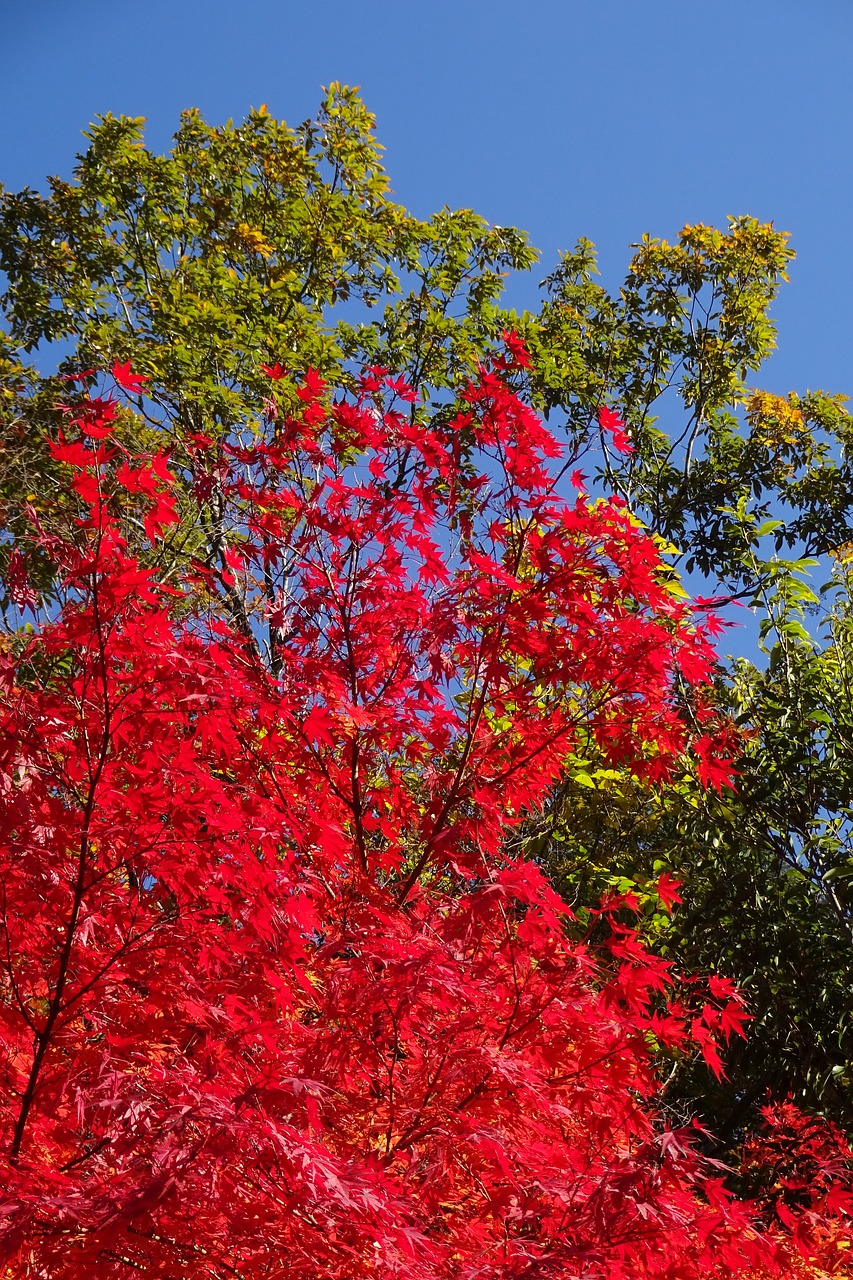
(3, 87, 853, 1161)
(525, 228, 853, 589)
(739, 1101, 853, 1274)
(532, 529, 853, 1140)
(669, 553, 853, 1138)
(4, 358, 847, 1276)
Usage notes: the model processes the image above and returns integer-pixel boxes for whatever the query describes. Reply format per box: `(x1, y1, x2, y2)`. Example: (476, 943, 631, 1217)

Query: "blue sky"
(2, 0, 851, 400)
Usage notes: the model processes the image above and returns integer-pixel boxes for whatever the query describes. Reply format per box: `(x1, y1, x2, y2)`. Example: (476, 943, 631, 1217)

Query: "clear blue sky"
(2, 0, 851, 399)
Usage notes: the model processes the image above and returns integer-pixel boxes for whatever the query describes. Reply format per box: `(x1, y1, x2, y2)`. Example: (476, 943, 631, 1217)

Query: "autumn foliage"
(0, 345, 850, 1276)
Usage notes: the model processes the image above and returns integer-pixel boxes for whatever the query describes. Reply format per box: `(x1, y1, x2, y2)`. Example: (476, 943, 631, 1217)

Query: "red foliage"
(0, 351, 848, 1276)
(740, 1101, 853, 1274)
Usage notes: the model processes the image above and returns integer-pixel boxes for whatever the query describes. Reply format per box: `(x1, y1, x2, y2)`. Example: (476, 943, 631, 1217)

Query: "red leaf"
(656, 872, 683, 912)
(598, 404, 634, 453)
(112, 360, 149, 394)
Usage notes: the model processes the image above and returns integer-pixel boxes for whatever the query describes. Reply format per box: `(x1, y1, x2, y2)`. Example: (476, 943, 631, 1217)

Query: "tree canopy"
(1, 87, 853, 1275)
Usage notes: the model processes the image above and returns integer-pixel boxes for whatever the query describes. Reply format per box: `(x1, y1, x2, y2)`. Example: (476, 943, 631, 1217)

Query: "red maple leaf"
(656, 872, 683, 912)
(598, 404, 634, 453)
(112, 359, 149, 394)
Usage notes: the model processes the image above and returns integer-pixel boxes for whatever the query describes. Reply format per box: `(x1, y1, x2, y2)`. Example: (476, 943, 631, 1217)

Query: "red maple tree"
(0, 344, 849, 1276)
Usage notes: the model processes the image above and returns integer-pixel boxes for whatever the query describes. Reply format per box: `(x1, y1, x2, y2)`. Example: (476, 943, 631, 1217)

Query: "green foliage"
(0, 87, 535, 427)
(521, 224, 853, 590)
